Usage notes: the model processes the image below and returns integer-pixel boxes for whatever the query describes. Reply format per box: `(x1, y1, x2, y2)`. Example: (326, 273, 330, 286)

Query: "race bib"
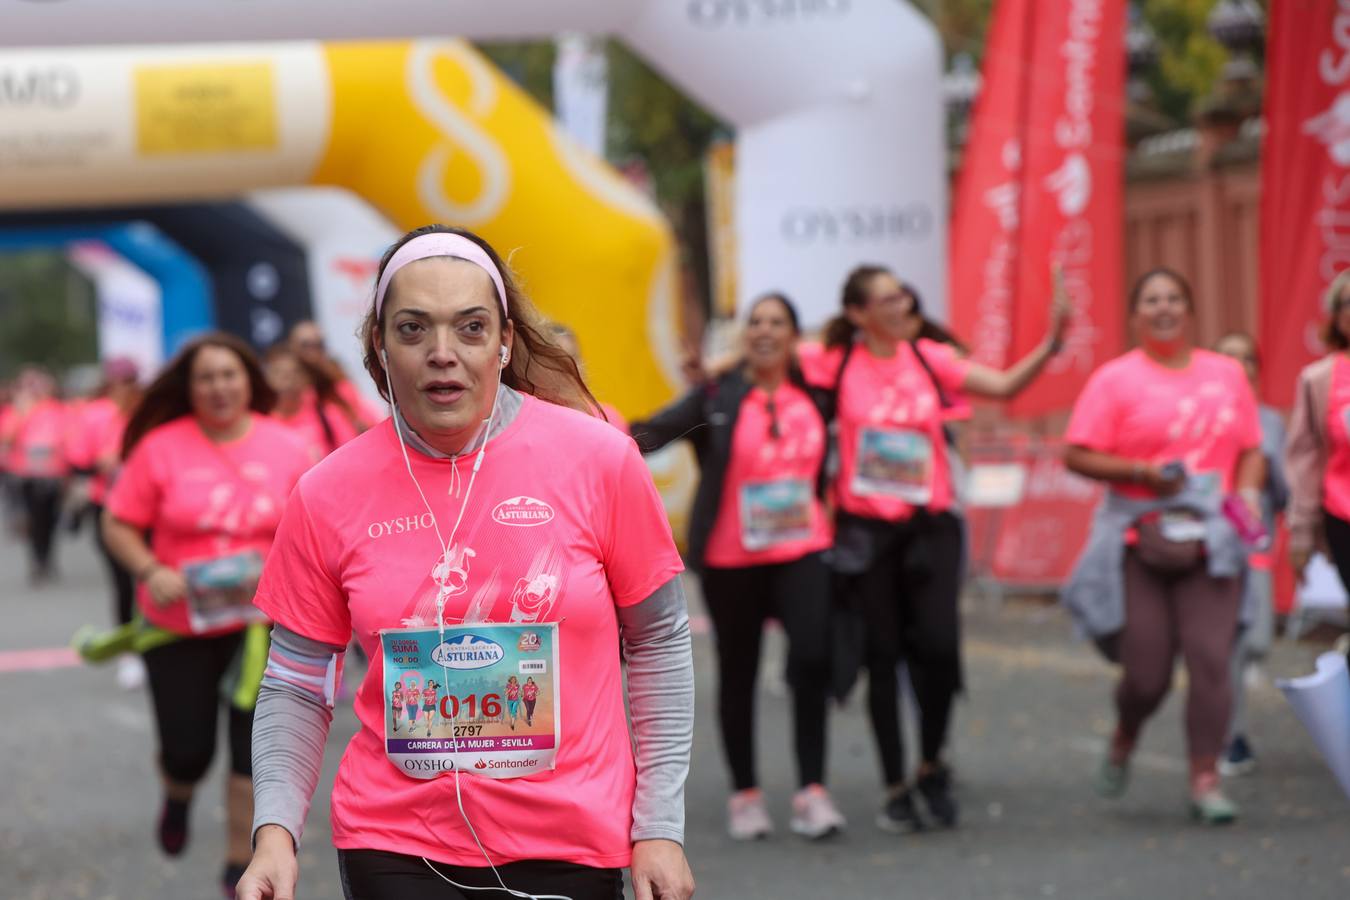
(181, 550, 265, 633)
(740, 478, 814, 551)
(851, 427, 933, 504)
(380, 623, 560, 780)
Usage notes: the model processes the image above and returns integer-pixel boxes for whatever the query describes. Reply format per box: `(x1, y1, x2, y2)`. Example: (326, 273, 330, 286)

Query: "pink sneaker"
(727, 789, 773, 841)
(790, 784, 846, 840)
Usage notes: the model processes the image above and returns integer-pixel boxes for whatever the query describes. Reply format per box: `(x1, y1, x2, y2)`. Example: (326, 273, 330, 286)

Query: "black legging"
(91, 503, 135, 625)
(18, 477, 62, 574)
(339, 850, 623, 900)
(701, 551, 831, 792)
(839, 511, 964, 787)
(142, 631, 253, 783)
(1323, 509, 1350, 667)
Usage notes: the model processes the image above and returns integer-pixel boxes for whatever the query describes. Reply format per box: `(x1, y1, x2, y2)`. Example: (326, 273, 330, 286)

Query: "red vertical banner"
(949, 0, 1034, 369)
(1008, 0, 1127, 417)
(1260, 1, 1345, 408)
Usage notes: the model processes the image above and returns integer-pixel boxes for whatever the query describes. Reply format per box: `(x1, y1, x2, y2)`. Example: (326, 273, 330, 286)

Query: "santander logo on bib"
(492, 496, 555, 527)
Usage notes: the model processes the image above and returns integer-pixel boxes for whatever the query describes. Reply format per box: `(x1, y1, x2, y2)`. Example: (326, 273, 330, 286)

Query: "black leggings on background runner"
(701, 551, 832, 792)
(18, 477, 61, 575)
(840, 510, 964, 787)
(339, 850, 623, 900)
(142, 631, 253, 783)
(90, 503, 135, 625)
(1323, 509, 1350, 667)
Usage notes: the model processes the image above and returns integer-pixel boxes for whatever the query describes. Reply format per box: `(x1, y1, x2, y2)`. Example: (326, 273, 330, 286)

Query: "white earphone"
(499, 346, 509, 365)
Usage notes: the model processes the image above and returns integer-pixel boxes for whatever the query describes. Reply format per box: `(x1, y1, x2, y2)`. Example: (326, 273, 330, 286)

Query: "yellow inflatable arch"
(0, 40, 680, 416)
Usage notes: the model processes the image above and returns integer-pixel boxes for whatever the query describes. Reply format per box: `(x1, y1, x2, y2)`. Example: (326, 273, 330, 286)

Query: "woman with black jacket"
(631, 293, 843, 842)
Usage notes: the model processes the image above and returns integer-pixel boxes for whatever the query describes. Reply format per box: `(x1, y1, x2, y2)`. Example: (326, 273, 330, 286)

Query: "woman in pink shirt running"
(801, 265, 1068, 834)
(239, 225, 695, 900)
(263, 344, 364, 462)
(0, 367, 70, 584)
(1063, 269, 1264, 824)
(633, 293, 844, 842)
(101, 333, 312, 896)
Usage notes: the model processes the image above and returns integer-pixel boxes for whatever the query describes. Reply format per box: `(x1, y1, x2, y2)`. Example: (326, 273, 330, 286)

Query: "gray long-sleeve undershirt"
(251, 575, 694, 849)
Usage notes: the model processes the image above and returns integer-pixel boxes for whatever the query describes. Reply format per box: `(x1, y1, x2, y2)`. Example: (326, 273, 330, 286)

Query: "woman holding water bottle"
(100, 333, 312, 896)
(1062, 268, 1265, 825)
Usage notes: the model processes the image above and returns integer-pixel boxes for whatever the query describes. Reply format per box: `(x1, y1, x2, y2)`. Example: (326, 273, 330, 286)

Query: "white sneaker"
(116, 655, 146, 690)
(727, 789, 773, 841)
(789, 785, 846, 840)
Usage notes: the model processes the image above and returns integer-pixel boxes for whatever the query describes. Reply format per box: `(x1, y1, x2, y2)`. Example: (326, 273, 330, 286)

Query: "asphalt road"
(2, 527, 1348, 899)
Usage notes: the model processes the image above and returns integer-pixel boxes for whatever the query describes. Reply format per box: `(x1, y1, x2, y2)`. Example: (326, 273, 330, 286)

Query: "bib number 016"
(439, 692, 502, 720)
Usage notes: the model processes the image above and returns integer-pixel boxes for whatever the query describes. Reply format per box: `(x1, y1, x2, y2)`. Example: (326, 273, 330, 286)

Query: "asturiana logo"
(431, 634, 505, 670)
(492, 496, 555, 527)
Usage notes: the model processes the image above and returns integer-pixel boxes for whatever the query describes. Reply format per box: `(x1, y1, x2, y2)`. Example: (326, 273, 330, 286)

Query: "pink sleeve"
(1064, 367, 1119, 452)
(917, 339, 973, 395)
(106, 440, 162, 529)
(796, 342, 840, 389)
(253, 486, 351, 646)
(601, 441, 685, 607)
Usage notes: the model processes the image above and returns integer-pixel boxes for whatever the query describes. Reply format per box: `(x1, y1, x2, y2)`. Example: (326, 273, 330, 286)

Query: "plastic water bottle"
(1222, 493, 1269, 551)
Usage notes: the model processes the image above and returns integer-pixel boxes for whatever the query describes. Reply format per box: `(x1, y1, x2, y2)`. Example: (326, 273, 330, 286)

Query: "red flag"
(1260, 1, 1347, 408)
(949, 0, 1034, 369)
(1008, 0, 1127, 417)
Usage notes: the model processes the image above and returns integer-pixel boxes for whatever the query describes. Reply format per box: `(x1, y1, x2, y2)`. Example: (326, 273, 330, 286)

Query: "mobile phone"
(1159, 460, 1186, 483)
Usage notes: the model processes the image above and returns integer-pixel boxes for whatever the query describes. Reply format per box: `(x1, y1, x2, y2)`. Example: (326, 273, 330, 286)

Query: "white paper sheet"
(1278, 651, 1350, 802)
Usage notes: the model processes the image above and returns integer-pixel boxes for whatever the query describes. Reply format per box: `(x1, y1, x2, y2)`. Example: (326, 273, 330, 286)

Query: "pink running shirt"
(273, 391, 360, 463)
(798, 340, 970, 522)
(70, 398, 128, 505)
(2, 400, 70, 478)
(703, 382, 832, 568)
(253, 395, 684, 869)
(106, 414, 312, 635)
(1322, 355, 1350, 520)
(1065, 349, 1261, 499)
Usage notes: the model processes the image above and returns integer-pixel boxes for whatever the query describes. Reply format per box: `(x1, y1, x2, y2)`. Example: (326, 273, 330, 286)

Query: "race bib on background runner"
(852, 427, 933, 504)
(740, 478, 813, 551)
(380, 623, 560, 780)
(182, 550, 265, 633)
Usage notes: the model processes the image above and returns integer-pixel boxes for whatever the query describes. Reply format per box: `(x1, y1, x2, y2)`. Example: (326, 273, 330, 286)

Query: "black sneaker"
(1219, 734, 1257, 777)
(916, 766, 958, 828)
(876, 788, 925, 834)
(157, 797, 189, 857)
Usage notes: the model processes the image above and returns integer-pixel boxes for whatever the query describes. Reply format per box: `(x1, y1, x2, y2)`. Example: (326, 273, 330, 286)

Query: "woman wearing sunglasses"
(632, 292, 844, 842)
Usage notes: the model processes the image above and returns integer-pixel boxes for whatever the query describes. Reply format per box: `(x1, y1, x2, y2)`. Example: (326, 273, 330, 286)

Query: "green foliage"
(0, 250, 98, 379)
(1143, 0, 1230, 120)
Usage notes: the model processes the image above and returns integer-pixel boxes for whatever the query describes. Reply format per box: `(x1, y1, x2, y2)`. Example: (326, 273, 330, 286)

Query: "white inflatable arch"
(0, 0, 945, 326)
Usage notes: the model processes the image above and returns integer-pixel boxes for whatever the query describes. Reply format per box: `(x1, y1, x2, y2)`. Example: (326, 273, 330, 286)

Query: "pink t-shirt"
(70, 398, 129, 505)
(2, 400, 70, 478)
(1322, 355, 1350, 520)
(798, 340, 971, 522)
(599, 402, 629, 436)
(274, 392, 360, 463)
(253, 395, 684, 869)
(703, 382, 832, 568)
(1065, 349, 1262, 499)
(107, 414, 312, 636)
